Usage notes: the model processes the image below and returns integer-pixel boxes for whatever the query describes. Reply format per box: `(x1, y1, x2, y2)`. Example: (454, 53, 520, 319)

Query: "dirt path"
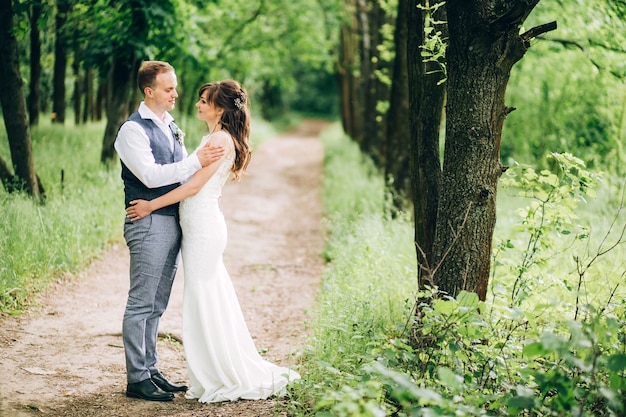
(0, 120, 327, 417)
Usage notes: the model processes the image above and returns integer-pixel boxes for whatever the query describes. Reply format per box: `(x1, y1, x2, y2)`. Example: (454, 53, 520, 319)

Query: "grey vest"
(120, 112, 184, 216)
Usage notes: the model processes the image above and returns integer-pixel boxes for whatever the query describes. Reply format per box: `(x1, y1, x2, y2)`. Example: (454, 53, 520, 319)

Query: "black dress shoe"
(151, 371, 189, 392)
(126, 378, 174, 401)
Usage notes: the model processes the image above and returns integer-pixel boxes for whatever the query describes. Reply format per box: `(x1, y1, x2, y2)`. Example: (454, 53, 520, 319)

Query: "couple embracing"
(114, 61, 299, 403)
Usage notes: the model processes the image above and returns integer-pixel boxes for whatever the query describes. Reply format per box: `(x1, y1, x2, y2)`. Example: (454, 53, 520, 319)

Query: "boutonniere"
(174, 127, 185, 146)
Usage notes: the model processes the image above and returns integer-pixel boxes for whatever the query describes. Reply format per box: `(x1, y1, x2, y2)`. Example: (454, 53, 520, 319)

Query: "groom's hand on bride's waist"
(198, 144, 225, 167)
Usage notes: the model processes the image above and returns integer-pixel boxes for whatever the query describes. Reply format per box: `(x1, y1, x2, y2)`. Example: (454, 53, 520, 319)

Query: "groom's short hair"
(137, 61, 175, 95)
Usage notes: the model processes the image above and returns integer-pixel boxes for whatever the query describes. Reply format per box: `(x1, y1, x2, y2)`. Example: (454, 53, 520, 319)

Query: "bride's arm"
(127, 133, 233, 220)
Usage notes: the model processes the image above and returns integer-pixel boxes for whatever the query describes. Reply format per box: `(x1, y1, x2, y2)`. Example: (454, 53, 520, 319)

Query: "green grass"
(0, 120, 123, 312)
(286, 125, 418, 412)
(286, 127, 626, 416)
(0, 116, 278, 314)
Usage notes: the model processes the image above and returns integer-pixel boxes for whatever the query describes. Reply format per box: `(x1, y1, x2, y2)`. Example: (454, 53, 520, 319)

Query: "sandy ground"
(0, 120, 328, 417)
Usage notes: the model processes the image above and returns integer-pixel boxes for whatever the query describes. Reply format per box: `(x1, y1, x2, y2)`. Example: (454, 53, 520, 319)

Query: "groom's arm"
(115, 122, 222, 188)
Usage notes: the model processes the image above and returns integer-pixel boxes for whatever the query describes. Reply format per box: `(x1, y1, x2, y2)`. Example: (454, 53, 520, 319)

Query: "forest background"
(1, 0, 626, 415)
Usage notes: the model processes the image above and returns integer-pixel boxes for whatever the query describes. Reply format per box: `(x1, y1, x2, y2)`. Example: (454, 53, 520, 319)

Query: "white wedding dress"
(178, 134, 300, 403)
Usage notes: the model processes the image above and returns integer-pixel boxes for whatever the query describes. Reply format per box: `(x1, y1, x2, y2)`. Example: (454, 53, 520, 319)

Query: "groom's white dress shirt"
(114, 102, 201, 188)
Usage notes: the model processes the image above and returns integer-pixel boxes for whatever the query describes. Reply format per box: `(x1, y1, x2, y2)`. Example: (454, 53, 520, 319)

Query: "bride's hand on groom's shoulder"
(126, 199, 152, 221)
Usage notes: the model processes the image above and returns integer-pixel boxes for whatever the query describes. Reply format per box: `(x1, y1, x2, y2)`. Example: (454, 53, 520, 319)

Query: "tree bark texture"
(408, 0, 446, 284)
(433, 0, 539, 300)
(0, 0, 41, 198)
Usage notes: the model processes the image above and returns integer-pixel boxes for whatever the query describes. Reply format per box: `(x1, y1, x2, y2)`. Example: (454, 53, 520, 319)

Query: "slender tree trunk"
(432, 0, 548, 300)
(83, 67, 94, 123)
(28, 0, 43, 126)
(416, 3, 447, 283)
(337, 21, 358, 139)
(408, 0, 446, 284)
(52, 0, 71, 124)
(385, 0, 411, 211)
(0, 0, 41, 199)
(354, 0, 371, 152)
(358, 0, 389, 167)
(338, 0, 363, 143)
(95, 76, 106, 121)
(72, 58, 81, 125)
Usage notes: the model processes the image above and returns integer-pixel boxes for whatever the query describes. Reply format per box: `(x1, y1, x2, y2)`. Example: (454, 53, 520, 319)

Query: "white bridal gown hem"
(184, 363, 301, 403)
(179, 134, 301, 404)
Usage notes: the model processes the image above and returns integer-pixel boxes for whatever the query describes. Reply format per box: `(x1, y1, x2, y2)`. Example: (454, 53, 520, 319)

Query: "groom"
(114, 61, 223, 401)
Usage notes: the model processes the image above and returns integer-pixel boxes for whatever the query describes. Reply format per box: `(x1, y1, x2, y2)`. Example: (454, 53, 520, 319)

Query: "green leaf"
(522, 341, 547, 358)
(437, 367, 464, 393)
(607, 353, 626, 372)
(507, 395, 536, 411)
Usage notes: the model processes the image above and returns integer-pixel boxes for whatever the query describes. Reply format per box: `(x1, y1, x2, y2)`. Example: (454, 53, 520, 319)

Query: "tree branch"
(537, 36, 626, 78)
(520, 21, 557, 42)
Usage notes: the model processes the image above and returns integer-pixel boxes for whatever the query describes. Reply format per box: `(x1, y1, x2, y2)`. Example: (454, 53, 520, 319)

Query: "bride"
(125, 79, 300, 403)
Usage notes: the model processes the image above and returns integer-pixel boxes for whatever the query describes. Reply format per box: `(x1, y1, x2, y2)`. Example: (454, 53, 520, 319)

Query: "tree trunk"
(338, 0, 362, 143)
(83, 67, 94, 123)
(338, 23, 355, 139)
(28, 0, 43, 126)
(100, 53, 137, 162)
(95, 76, 106, 121)
(385, 0, 411, 211)
(356, 0, 389, 167)
(100, 0, 153, 162)
(408, 0, 446, 284)
(0, 155, 14, 189)
(72, 58, 81, 125)
(432, 0, 545, 300)
(52, 0, 70, 124)
(0, 0, 41, 199)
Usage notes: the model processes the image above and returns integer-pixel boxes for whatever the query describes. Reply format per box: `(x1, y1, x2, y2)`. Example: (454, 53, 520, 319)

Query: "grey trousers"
(122, 213, 181, 383)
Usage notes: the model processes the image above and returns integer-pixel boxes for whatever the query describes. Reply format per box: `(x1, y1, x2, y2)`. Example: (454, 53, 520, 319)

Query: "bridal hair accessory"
(234, 90, 246, 110)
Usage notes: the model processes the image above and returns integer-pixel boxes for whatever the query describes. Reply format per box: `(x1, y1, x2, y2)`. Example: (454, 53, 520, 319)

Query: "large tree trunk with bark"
(0, 0, 42, 199)
(409, 0, 446, 283)
(432, 0, 551, 300)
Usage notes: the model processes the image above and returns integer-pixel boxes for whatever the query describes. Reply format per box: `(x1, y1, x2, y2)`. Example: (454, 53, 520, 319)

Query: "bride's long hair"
(198, 80, 252, 180)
